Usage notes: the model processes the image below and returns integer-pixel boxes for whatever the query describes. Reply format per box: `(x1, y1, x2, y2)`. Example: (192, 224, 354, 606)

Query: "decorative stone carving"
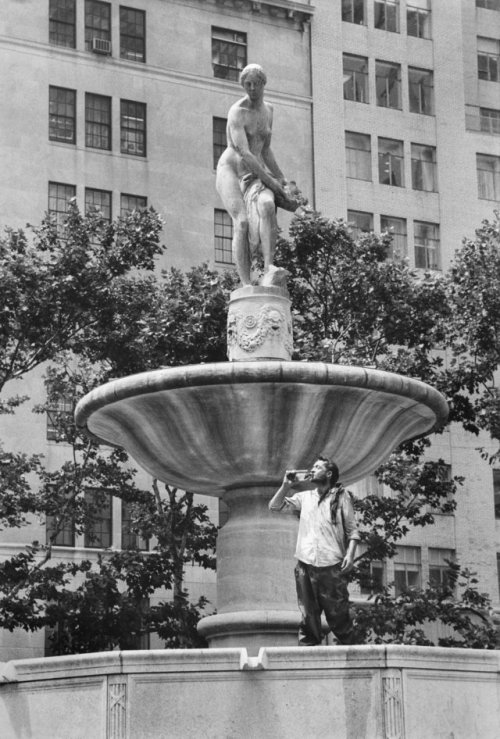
(227, 285, 293, 360)
(108, 677, 127, 739)
(382, 671, 404, 739)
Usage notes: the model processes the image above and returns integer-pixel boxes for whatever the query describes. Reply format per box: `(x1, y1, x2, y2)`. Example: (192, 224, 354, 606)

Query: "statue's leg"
(256, 188, 277, 274)
(216, 165, 251, 285)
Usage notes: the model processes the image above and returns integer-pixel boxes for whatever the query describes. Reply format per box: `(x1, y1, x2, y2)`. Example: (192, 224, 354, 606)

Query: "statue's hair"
(239, 64, 267, 87)
(316, 456, 340, 485)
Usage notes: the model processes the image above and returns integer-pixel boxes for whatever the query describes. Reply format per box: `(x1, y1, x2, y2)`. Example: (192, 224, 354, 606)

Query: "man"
(269, 457, 360, 646)
(215, 63, 294, 286)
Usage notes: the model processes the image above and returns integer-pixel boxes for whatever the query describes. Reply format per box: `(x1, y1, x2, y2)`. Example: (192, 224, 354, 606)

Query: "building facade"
(0, 0, 499, 659)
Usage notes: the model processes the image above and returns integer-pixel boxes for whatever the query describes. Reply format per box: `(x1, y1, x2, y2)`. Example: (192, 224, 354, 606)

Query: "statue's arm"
(261, 107, 285, 183)
(228, 108, 285, 195)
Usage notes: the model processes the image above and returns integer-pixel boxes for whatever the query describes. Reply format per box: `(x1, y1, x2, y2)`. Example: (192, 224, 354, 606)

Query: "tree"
(0, 205, 233, 652)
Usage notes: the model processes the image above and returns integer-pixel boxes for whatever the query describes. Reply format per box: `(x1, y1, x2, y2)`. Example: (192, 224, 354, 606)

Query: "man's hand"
(341, 553, 354, 573)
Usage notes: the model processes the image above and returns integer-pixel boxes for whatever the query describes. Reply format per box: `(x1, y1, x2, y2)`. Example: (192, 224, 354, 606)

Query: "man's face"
(311, 459, 330, 482)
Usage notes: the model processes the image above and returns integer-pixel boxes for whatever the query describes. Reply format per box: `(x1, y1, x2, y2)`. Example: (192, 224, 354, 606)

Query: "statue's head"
(239, 64, 267, 88)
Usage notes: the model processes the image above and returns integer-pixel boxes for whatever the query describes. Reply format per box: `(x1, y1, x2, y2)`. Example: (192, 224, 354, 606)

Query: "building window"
(213, 117, 227, 169)
(477, 153, 500, 199)
(394, 546, 421, 595)
(84, 490, 112, 548)
(46, 510, 75, 547)
(414, 221, 440, 270)
(85, 188, 112, 222)
(493, 470, 500, 518)
(214, 209, 234, 264)
(343, 54, 369, 103)
(120, 100, 146, 156)
(477, 0, 500, 10)
(378, 137, 404, 187)
(347, 210, 373, 238)
(85, 93, 111, 150)
(120, 194, 147, 215)
(49, 0, 76, 48)
(85, 0, 111, 52)
(46, 393, 74, 442)
(120, 6, 145, 62)
(48, 182, 76, 229)
(480, 107, 500, 134)
(49, 86, 76, 144)
(408, 67, 434, 115)
(478, 37, 500, 82)
(122, 501, 149, 550)
(380, 216, 407, 259)
(212, 27, 247, 81)
(342, 0, 365, 24)
(374, 0, 399, 32)
(428, 548, 455, 589)
(345, 131, 372, 181)
(411, 143, 437, 192)
(407, 1, 431, 38)
(360, 559, 385, 595)
(376, 60, 402, 109)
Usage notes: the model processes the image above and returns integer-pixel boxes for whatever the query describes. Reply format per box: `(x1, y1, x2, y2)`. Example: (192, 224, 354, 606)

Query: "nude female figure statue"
(216, 64, 295, 286)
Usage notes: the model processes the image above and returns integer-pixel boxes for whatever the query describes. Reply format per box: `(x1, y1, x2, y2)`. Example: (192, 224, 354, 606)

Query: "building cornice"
(202, 0, 315, 29)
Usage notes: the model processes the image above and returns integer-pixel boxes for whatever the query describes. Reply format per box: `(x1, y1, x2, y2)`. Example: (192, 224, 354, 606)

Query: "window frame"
(394, 546, 421, 596)
(408, 67, 434, 115)
(374, 0, 400, 33)
(120, 193, 147, 216)
(343, 54, 369, 103)
(407, 2, 431, 39)
(121, 500, 149, 551)
(119, 5, 146, 63)
(120, 99, 147, 157)
(342, 0, 366, 24)
(380, 215, 408, 259)
(378, 137, 405, 187)
(477, 152, 500, 200)
(48, 181, 76, 231)
(411, 143, 437, 192)
(375, 60, 402, 109)
(414, 220, 440, 270)
(345, 131, 372, 181)
(49, 86, 76, 144)
(213, 117, 227, 169)
(428, 548, 456, 589)
(211, 27, 247, 82)
(83, 489, 113, 549)
(214, 208, 234, 264)
(85, 92, 112, 151)
(480, 107, 500, 134)
(85, 188, 112, 222)
(347, 210, 373, 238)
(49, 0, 76, 48)
(85, 0, 112, 52)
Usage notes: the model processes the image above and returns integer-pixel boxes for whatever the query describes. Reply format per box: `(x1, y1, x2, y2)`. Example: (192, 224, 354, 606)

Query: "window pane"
(414, 220, 440, 270)
(214, 209, 234, 264)
(480, 108, 500, 134)
(477, 153, 500, 199)
(122, 501, 149, 550)
(348, 210, 373, 237)
(213, 117, 227, 168)
(84, 490, 112, 548)
(85, 0, 111, 51)
(346, 131, 372, 180)
(121, 100, 146, 156)
(411, 143, 437, 191)
(408, 68, 434, 114)
(374, 0, 400, 32)
(120, 193, 147, 215)
(407, 2, 431, 39)
(342, 0, 365, 24)
(48, 181, 76, 230)
(376, 61, 401, 108)
(85, 93, 111, 150)
(85, 188, 111, 221)
(49, 86, 76, 143)
(380, 215, 407, 259)
(120, 7, 145, 62)
(49, 0, 76, 48)
(477, 38, 500, 81)
(378, 137, 404, 187)
(212, 27, 247, 81)
(343, 54, 369, 103)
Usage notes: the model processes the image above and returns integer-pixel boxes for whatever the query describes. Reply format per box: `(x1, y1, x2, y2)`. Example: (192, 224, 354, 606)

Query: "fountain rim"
(75, 360, 449, 442)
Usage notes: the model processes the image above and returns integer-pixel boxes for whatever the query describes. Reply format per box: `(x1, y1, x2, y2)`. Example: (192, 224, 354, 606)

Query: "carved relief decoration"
(227, 304, 293, 354)
(382, 673, 404, 739)
(108, 678, 127, 739)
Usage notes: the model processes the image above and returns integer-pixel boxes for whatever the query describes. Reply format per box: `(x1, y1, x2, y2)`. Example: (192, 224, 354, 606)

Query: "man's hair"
(239, 63, 267, 87)
(316, 456, 339, 485)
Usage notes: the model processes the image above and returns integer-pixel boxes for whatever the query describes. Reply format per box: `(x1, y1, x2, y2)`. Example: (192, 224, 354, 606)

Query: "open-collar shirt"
(285, 487, 360, 567)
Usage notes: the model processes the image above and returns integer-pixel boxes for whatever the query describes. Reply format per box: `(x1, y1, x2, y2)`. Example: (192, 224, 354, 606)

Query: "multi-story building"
(0, 0, 499, 659)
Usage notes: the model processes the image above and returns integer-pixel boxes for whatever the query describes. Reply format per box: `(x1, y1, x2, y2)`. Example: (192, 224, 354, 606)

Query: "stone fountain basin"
(75, 362, 448, 495)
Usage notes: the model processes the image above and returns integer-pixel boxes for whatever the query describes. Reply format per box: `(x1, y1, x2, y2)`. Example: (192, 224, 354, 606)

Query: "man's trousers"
(294, 561, 354, 646)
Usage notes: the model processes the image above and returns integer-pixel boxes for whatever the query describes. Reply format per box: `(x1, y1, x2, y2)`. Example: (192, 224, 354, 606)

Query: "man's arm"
(269, 477, 300, 514)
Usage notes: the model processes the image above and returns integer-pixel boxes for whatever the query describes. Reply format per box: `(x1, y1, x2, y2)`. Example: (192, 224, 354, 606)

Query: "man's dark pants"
(294, 561, 355, 646)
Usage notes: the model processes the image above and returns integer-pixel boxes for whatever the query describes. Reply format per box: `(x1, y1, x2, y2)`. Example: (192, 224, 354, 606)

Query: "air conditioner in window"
(92, 38, 111, 55)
